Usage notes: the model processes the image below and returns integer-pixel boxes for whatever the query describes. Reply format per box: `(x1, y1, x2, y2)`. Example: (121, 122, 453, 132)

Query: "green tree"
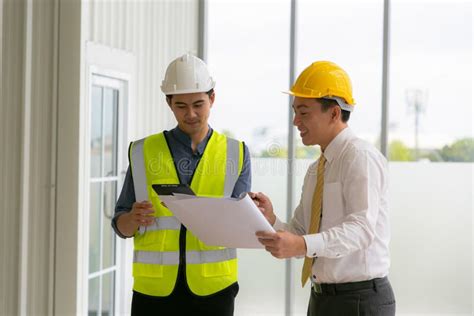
(258, 145, 323, 159)
(259, 147, 287, 158)
(439, 138, 474, 162)
(296, 146, 320, 159)
(389, 140, 413, 161)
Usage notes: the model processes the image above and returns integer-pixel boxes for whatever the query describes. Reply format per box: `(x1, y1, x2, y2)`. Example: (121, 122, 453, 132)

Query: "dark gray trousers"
(307, 277, 396, 316)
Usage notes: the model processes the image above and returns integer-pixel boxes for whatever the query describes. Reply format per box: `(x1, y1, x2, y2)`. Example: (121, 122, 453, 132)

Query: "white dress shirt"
(274, 127, 391, 284)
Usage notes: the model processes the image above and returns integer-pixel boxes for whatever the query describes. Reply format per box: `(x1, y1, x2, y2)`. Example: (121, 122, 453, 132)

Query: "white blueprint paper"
(160, 194, 275, 248)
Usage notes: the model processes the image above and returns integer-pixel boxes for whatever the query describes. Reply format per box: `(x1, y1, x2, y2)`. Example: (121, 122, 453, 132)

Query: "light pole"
(405, 89, 427, 161)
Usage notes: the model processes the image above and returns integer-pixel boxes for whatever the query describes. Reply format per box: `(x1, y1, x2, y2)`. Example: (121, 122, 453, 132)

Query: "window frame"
(82, 42, 135, 315)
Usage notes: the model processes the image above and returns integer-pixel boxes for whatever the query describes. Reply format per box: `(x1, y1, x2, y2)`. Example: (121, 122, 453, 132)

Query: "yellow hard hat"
(286, 61, 355, 111)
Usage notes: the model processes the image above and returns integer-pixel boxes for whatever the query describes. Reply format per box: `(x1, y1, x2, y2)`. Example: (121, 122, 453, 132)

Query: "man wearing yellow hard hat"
(112, 54, 251, 315)
(251, 61, 395, 315)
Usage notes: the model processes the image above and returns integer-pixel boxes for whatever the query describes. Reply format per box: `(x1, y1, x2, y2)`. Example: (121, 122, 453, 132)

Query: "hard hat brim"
(161, 86, 215, 95)
(282, 91, 355, 112)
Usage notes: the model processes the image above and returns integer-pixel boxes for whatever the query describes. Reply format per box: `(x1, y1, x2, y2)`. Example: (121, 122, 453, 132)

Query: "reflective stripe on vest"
(134, 248, 237, 265)
(145, 216, 181, 232)
(131, 137, 185, 234)
(131, 137, 147, 202)
(186, 248, 237, 264)
(134, 250, 180, 265)
(224, 138, 240, 197)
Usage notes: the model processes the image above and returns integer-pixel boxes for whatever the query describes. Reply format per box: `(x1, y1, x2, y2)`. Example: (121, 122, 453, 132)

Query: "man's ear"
(209, 92, 215, 107)
(332, 106, 341, 122)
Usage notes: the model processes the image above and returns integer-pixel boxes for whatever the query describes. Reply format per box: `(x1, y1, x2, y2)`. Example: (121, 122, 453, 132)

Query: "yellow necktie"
(301, 154, 326, 287)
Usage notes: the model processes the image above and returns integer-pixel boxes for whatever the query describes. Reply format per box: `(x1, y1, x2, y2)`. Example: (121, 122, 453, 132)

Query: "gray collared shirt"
(112, 126, 251, 238)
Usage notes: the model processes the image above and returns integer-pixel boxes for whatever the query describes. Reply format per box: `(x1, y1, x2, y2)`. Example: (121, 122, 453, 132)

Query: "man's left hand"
(256, 230, 306, 259)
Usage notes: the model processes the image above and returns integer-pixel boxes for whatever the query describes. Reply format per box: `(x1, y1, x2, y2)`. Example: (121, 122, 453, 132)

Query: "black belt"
(312, 277, 389, 295)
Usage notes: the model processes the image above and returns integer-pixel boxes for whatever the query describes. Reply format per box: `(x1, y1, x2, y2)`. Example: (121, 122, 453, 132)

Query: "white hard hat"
(161, 54, 216, 95)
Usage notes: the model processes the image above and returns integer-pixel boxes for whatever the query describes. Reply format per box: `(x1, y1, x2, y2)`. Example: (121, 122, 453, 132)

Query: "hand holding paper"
(249, 191, 277, 226)
(256, 230, 307, 259)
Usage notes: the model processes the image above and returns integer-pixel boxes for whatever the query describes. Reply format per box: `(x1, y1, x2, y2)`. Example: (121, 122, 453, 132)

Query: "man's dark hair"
(166, 89, 214, 101)
(318, 98, 351, 123)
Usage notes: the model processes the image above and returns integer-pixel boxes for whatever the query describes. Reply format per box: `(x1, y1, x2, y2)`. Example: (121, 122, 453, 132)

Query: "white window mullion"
(88, 266, 117, 280)
(98, 86, 106, 316)
(90, 176, 119, 183)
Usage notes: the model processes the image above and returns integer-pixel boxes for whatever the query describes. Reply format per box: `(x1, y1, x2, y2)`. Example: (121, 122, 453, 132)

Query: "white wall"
(0, 1, 56, 315)
(0, 2, 25, 315)
(86, 0, 199, 141)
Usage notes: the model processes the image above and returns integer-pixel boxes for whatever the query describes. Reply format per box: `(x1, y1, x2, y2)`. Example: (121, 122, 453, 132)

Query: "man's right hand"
(249, 192, 276, 226)
(128, 201, 155, 226)
(117, 201, 155, 237)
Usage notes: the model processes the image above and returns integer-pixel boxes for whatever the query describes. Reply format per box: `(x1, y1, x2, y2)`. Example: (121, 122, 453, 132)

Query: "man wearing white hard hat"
(112, 54, 251, 315)
(251, 61, 395, 315)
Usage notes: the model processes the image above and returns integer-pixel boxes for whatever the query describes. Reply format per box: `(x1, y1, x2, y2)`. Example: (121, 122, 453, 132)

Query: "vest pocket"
(196, 240, 233, 277)
(196, 238, 221, 250)
(133, 262, 164, 278)
(201, 261, 231, 278)
(139, 229, 167, 248)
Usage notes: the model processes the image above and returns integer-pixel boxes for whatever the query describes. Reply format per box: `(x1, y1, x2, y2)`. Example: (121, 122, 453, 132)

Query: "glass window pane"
(102, 181, 117, 269)
(88, 76, 125, 315)
(297, 0, 384, 148)
(88, 277, 100, 316)
(208, 0, 290, 159)
(389, 0, 472, 162)
(240, 159, 289, 315)
(388, 1, 472, 315)
(89, 183, 102, 274)
(103, 88, 118, 176)
(101, 272, 115, 316)
(91, 86, 103, 178)
(208, 0, 290, 315)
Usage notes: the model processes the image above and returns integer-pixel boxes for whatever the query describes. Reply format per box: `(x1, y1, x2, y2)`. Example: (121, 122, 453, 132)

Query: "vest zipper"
(178, 224, 187, 283)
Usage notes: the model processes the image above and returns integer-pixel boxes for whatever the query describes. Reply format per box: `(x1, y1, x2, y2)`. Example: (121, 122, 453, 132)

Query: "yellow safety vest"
(129, 130, 244, 297)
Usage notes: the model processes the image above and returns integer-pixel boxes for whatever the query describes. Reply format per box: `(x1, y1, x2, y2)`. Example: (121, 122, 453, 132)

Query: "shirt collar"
(170, 125, 213, 155)
(322, 127, 353, 164)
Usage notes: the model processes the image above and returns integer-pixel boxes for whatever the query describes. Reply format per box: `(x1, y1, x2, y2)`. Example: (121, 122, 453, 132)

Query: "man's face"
(168, 92, 214, 136)
(292, 97, 333, 147)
